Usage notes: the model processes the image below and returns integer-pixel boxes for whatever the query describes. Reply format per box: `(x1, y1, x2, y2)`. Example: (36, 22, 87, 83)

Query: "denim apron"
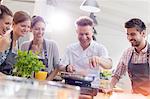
(0, 31, 17, 75)
(28, 39, 48, 71)
(128, 44, 150, 96)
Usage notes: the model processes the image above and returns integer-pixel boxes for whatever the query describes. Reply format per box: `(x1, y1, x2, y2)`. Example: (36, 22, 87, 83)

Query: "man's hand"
(102, 87, 113, 94)
(89, 56, 112, 69)
(66, 64, 76, 73)
(89, 56, 100, 68)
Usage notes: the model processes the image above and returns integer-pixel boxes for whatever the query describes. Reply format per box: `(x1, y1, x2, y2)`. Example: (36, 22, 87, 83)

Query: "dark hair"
(13, 11, 31, 24)
(0, 5, 13, 19)
(75, 16, 93, 27)
(31, 16, 45, 28)
(125, 18, 146, 32)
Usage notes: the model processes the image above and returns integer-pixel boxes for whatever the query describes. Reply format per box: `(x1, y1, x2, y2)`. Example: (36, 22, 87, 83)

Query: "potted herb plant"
(13, 50, 45, 78)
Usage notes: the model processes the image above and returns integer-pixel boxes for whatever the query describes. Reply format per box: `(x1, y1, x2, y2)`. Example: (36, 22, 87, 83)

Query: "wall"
(4, 0, 150, 90)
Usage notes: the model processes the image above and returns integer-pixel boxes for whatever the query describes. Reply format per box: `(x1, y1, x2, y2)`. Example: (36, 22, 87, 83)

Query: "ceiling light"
(80, 0, 100, 13)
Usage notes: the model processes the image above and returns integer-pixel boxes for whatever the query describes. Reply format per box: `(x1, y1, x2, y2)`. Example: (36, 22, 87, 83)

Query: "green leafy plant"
(100, 70, 112, 80)
(13, 50, 45, 78)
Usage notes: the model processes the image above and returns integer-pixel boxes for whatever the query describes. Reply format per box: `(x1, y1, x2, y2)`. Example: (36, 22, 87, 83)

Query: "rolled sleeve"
(113, 61, 127, 80)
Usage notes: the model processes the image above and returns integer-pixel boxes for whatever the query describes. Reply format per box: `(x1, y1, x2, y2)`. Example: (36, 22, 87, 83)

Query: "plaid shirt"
(0, 49, 9, 65)
(113, 43, 150, 80)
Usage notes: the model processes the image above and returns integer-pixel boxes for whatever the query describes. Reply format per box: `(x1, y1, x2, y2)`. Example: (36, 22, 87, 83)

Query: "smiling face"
(32, 21, 45, 40)
(13, 20, 31, 37)
(76, 25, 93, 49)
(126, 27, 145, 47)
(0, 15, 12, 36)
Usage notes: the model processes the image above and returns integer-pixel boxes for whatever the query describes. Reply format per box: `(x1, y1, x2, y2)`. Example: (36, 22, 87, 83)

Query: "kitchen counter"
(2, 76, 150, 99)
(0, 76, 80, 99)
(94, 92, 149, 99)
(79, 89, 150, 99)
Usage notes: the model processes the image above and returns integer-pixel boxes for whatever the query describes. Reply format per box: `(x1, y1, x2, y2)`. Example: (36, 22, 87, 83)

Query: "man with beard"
(111, 18, 150, 96)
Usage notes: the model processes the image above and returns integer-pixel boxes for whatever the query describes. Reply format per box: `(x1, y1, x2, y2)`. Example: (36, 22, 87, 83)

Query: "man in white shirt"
(59, 16, 112, 88)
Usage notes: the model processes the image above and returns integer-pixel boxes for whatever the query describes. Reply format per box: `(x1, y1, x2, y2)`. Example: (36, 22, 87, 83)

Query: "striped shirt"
(113, 43, 150, 80)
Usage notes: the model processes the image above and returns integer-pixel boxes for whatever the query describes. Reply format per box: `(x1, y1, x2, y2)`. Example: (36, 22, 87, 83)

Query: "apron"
(128, 44, 150, 96)
(0, 31, 17, 75)
(28, 39, 48, 71)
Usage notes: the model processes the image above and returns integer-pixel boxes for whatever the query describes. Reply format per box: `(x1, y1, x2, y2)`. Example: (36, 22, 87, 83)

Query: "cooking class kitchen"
(0, 0, 150, 99)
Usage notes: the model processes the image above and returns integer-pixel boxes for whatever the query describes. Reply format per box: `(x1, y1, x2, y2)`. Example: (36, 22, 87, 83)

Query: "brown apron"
(128, 44, 150, 96)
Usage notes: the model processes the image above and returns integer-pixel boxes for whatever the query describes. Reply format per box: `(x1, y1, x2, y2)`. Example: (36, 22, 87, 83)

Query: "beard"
(130, 40, 141, 47)
(0, 28, 6, 36)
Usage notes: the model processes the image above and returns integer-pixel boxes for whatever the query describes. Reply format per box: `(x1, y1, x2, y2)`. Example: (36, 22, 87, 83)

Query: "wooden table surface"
(79, 92, 150, 99)
(94, 92, 150, 99)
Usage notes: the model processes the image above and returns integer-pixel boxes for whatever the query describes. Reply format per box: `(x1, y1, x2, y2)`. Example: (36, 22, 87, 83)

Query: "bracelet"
(65, 65, 69, 72)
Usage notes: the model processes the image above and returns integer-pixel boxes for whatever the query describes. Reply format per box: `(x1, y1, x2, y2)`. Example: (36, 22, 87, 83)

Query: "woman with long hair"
(0, 11, 31, 75)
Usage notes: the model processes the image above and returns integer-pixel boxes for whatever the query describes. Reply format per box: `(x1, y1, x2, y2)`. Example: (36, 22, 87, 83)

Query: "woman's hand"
(0, 33, 11, 52)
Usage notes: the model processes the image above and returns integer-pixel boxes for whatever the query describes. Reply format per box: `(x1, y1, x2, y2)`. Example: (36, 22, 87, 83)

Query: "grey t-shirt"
(21, 39, 60, 73)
